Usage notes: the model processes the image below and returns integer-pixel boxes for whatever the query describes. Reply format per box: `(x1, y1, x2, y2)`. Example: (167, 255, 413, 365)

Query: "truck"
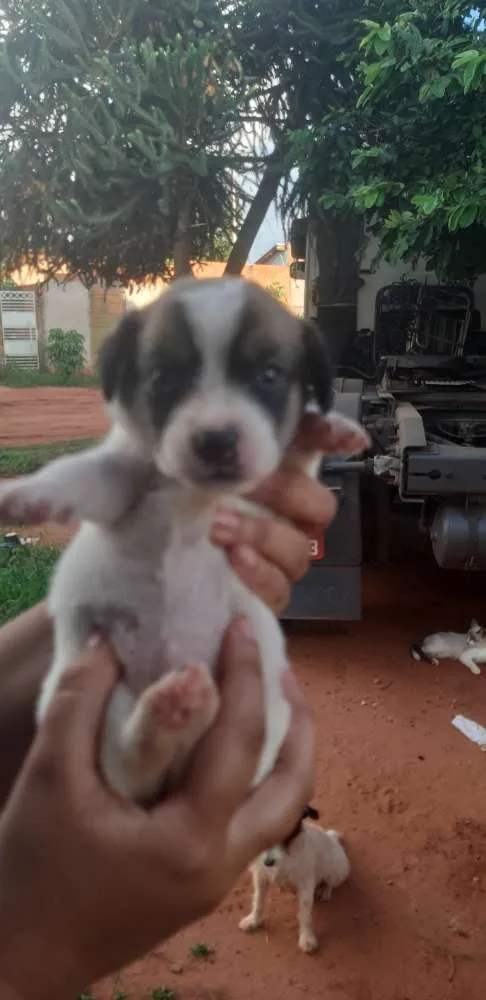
(284, 217, 486, 621)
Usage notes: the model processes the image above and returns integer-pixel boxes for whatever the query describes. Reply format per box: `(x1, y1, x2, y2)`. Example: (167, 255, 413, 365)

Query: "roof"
(254, 243, 288, 265)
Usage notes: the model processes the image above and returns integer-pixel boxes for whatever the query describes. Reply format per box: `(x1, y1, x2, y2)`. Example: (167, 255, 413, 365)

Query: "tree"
(296, 2, 486, 278)
(0, 0, 370, 286)
(0, 0, 249, 284)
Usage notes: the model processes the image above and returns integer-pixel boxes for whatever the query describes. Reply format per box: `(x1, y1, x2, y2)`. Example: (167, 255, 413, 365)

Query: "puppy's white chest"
(159, 518, 232, 671)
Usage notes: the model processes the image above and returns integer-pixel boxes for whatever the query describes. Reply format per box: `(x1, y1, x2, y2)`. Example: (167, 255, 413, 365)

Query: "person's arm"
(0, 624, 314, 1000)
(0, 603, 52, 807)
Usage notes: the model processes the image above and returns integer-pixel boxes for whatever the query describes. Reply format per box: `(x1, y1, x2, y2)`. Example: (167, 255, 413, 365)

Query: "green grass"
(0, 545, 59, 624)
(0, 438, 95, 476)
(151, 990, 176, 1000)
(0, 363, 98, 388)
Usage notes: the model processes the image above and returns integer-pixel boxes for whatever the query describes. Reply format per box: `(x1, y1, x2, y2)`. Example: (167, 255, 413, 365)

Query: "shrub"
(46, 327, 86, 379)
(266, 281, 286, 302)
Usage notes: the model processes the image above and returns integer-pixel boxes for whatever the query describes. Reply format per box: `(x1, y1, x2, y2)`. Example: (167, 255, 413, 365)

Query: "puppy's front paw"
(239, 914, 263, 933)
(298, 930, 318, 954)
(322, 411, 370, 456)
(0, 482, 62, 525)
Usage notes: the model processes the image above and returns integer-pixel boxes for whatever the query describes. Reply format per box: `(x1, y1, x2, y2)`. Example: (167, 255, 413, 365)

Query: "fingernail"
(211, 524, 238, 544)
(281, 669, 303, 703)
(213, 509, 241, 532)
(87, 632, 102, 649)
(234, 616, 257, 643)
(235, 544, 258, 569)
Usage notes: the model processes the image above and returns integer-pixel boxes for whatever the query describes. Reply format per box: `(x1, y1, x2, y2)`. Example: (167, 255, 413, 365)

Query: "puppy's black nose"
(192, 425, 239, 468)
(264, 858, 276, 868)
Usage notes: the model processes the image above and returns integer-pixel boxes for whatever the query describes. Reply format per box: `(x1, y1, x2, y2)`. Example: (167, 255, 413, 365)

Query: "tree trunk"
(224, 153, 283, 275)
(173, 199, 193, 278)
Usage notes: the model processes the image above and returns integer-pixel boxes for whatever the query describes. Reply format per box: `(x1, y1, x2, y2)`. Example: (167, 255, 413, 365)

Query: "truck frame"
(284, 219, 486, 621)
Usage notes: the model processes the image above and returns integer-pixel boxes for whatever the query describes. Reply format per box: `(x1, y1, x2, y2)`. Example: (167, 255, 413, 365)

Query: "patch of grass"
(0, 438, 96, 476)
(0, 363, 98, 388)
(151, 989, 176, 1000)
(0, 545, 59, 624)
(190, 942, 211, 958)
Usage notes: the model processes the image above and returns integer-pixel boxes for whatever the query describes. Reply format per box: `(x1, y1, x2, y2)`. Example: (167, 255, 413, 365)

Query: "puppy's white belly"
(49, 519, 230, 694)
(46, 487, 291, 795)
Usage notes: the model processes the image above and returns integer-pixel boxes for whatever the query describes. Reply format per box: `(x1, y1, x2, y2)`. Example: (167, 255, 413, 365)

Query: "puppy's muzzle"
(192, 425, 240, 478)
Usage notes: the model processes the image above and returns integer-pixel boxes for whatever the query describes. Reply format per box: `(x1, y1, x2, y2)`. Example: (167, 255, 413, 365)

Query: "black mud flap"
(281, 382, 364, 621)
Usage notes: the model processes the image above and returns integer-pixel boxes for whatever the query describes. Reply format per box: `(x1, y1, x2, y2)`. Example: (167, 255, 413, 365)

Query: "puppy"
(239, 805, 350, 953)
(0, 277, 369, 802)
(410, 618, 486, 675)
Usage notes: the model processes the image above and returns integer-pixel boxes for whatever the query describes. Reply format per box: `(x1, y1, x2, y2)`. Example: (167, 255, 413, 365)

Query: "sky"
(248, 200, 285, 262)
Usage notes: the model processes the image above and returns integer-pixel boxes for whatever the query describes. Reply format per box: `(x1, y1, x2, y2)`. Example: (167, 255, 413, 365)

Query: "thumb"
(37, 634, 118, 777)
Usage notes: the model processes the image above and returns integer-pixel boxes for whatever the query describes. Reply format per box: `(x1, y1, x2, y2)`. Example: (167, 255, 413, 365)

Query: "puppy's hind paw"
(142, 662, 219, 732)
(239, 914, 263, 933)
(298, 931, 318, 954)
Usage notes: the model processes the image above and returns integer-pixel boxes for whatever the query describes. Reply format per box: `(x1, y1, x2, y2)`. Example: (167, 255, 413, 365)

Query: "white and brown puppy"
(239, 805, 350, 954)
(0, 277, 369, 803)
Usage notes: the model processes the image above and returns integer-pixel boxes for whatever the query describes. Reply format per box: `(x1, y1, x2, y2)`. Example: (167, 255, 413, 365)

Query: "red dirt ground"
(2, 388, 486, 1000)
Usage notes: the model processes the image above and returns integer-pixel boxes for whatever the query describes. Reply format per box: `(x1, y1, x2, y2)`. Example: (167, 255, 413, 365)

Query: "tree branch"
(224, 150, 284, 275)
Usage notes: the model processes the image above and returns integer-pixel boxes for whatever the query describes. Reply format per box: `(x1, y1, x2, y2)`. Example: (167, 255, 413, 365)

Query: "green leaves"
(452, 47, 486, 92)
(312, 0, 486, 279)
(447, 201, 478, 231)
(411, 193, 442, 216)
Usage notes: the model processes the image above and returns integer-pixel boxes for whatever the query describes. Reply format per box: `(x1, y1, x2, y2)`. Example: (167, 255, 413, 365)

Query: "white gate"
(0, 289, 40, 369)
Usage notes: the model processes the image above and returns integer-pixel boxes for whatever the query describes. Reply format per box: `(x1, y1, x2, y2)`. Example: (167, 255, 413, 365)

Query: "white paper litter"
(451, 714, 486, 751)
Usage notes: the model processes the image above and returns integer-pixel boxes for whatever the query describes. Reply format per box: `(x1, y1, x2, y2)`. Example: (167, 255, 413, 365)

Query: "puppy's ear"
(470, 619, 479, 629)
(302, 319, 334, 414)
(98, 308, 142, 406)
(304, 805, 320, 821)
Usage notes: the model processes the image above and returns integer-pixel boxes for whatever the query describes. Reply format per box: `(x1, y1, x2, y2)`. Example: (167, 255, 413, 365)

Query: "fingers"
(229, 670, 315, 869)
(210, 509, 310, 612)
(251, 464, 337, 532)
(212, 509, 309, 585)
(32, 636, 118, 793)
(180, 618, 265, 823)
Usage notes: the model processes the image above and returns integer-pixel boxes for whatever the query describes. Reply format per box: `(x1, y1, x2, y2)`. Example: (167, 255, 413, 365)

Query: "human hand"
(210, 412, 338, 612)
(0, 622, 314, 1000)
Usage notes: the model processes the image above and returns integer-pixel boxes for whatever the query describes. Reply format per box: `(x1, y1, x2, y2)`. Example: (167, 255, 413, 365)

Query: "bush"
(0, 362, 97, 388)
(266, 281, 286, 302)
(46, 327, 86, 379)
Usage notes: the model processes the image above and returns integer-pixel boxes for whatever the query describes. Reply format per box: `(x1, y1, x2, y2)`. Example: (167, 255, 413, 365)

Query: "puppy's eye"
(255, 364, 286, 387)
(148, 369, 190, 395)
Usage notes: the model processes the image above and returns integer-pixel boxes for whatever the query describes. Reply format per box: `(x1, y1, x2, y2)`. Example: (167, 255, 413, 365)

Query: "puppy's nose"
(263, 857, 276, 868)
(192, 425, 239, 467)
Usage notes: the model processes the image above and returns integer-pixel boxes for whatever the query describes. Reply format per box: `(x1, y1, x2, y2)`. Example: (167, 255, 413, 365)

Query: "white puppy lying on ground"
(239, 805, 350, 953)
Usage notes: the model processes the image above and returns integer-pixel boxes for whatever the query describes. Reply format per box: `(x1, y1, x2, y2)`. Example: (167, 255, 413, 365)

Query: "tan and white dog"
(0, 277, 369, 803)
(239, 805, 350, 953)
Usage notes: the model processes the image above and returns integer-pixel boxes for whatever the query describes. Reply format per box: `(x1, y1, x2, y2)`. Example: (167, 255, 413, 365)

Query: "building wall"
(43, 279, 92, 364)
(89, 286, 126, 365)
(126, 261, 291, 312)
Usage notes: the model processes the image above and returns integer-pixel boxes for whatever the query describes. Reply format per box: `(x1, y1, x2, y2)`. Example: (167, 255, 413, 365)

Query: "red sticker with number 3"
(308, 535, 324, 560)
